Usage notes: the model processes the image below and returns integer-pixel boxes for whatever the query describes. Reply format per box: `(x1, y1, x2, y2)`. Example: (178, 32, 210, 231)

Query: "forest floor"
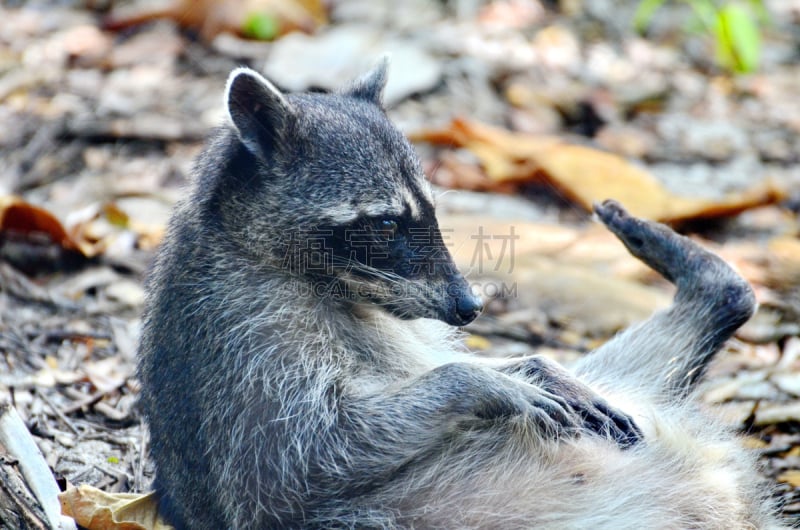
(1, 0, 799, 527)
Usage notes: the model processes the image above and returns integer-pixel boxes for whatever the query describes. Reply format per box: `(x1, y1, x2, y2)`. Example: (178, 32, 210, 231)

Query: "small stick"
(37, 390, 80, 436)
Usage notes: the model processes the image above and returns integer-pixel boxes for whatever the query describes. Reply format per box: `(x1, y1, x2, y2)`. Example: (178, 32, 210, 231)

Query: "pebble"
(756, 402, 800, 426)
(773, 373, 800, 397)
(262, 25, 442, 105)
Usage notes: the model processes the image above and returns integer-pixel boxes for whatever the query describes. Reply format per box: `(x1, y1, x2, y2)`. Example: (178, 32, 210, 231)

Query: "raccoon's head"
(216, 60, 482, 326)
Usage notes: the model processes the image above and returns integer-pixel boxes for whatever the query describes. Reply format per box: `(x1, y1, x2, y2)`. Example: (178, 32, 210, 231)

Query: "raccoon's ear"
(225, 67, 295, 160)
(344, 56, 389, 106)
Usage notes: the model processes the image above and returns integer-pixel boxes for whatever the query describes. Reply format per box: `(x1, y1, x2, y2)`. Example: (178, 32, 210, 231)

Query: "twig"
(61, 383, 125, 415)
(37, 390, 80, 436)
(134, 426, 147, 492)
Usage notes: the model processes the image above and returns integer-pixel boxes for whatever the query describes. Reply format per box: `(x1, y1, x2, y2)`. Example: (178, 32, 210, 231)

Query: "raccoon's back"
(137, 213, 247, 529)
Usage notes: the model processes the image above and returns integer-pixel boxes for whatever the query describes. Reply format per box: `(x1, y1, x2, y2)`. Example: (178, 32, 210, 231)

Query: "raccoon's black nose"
(455, 293, 483, 325)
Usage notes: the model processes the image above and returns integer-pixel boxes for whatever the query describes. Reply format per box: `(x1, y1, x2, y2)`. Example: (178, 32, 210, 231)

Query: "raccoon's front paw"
(593, 199, 755, 327)
(566, 392, 642, 449)
(518, 387, 586, 441)
(503, 357, 643, 448)
(472, 384, 582, 440)
(593, 199, 699, 285)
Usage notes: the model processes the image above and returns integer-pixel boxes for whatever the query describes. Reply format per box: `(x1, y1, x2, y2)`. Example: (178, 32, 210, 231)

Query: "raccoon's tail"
(574, 200, 756, 399)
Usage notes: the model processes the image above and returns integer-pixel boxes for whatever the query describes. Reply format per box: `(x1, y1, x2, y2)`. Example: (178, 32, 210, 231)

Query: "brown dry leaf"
(412, 119, 785, 222)
(430, 152, 518, 193)
(60, 485, 173, 530)
(0, 196, 83, 253)
(767, 236, 800, 287)
(105, 0, 327, 42)
(777, 470, 800, 488)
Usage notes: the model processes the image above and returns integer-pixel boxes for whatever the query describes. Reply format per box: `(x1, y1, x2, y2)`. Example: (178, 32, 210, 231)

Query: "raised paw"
(593, 199, 697, 284)
(593, 200, 755, 322)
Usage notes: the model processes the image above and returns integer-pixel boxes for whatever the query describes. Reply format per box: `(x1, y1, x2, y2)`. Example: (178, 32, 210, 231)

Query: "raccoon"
(137, 61, 785, 529)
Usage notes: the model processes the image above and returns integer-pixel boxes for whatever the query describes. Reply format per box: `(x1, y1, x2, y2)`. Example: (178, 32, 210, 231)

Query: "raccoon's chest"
(346, 317, 466, 384)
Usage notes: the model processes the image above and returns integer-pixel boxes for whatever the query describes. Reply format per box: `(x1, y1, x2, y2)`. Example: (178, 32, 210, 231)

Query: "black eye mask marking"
(278, 200, 454, 282)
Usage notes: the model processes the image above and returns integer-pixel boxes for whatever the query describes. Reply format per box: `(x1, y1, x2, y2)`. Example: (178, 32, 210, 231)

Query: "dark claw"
(501, 355, 645, 449)
(593, 400, 643, 449)
(570, 399, 643, 449)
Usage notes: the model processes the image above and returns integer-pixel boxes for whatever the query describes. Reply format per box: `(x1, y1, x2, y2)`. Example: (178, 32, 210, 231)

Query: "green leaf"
(715, 3, 761, 73)
(633, 0, 668, 33)
(242, 11, 280, 41)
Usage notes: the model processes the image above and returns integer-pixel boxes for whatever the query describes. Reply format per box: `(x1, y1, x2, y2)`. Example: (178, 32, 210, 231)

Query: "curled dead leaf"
(60, 485, 174, 530)
(105, 0, 327, 42)
(412, 118, 785, 223)
(0, 196, 79, 252)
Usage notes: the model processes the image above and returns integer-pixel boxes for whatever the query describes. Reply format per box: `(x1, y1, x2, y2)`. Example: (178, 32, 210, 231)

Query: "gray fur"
(225, 67, 294, 161)
(138, 66, 785, 529)
(344, 56, 390, 106)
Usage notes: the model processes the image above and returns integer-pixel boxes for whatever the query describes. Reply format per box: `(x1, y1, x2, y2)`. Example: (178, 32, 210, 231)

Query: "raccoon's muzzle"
(442, 274, 483, 326)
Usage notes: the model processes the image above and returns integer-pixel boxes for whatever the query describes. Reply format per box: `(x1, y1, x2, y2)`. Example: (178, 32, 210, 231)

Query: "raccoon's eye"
(379, 219, 399, 239)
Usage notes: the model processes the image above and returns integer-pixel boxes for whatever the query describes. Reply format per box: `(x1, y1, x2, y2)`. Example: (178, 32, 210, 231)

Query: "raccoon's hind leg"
(575, 200, 756, 397)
